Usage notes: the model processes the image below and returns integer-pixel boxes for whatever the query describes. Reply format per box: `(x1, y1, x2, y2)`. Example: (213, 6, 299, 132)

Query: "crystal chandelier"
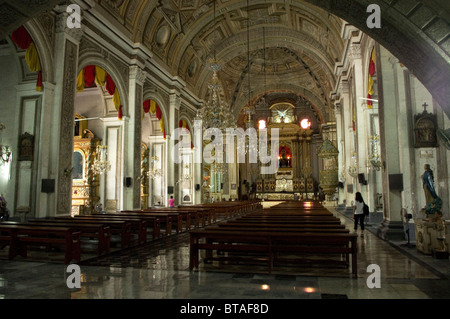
(178, 164, 191, 183)
(196, 58, 236, 131)
(212, 162, 227, 174)
(91, 145, 111, 175)
(348, 152, 358, 178)
(0, 124, 12, 165)
(147, 156, 162, 179)
(195, 0, 236, 131)
(368, 134, 382, 170)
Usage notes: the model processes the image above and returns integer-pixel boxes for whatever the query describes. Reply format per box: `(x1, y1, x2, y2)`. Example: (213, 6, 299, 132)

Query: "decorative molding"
(130, 65, 147, 85)
(55, 12, 84, 42)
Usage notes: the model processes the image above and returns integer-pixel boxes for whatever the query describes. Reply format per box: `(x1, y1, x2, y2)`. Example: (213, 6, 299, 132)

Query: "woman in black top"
(353, 192, 365, 237)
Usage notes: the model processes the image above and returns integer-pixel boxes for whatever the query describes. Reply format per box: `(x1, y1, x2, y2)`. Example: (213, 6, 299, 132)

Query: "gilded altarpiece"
(72, 115, 100, 216)
(256, 103, 316, 200)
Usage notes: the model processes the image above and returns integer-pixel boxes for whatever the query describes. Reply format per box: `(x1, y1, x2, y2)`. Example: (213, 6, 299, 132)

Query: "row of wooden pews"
(189, 200, 358, 277)
(0, 200, 261, 264)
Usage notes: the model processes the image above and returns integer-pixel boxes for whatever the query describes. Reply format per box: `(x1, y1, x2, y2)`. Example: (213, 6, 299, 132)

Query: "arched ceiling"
(0, 0, 64, 39)
(2, 0, 449, 118)
(117, 0, 343, 125)
(104, 0, 450, 119)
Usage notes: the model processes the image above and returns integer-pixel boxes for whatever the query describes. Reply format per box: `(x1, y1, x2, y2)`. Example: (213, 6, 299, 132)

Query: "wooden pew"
(0, 224, 81, 264)
(189, 229, 358, 276)
(120, 211, 179, 236)
(214, 222, 347, 230)
(53, 217, 133, 248)
(9, 220, 110, 255)
(87, 214, 160, 241)
(145, 207, 215, 227)
(205, 225, 350, 234)
(224, 219, 342, 226)
(247, 209, 333, 217)
(139, 209, 193, 231)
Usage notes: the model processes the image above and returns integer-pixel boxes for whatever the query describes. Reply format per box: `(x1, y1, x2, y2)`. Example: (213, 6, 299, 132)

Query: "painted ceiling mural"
(98, 0, 344, 126)
(1, 0, 449, 118)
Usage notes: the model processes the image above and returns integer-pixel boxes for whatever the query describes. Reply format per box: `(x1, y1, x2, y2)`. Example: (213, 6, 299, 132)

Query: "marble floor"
(0, 206, 449, 303)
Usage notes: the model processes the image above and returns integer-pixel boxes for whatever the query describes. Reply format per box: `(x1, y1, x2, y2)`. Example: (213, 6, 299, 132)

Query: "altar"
(239, 101, 338, 203)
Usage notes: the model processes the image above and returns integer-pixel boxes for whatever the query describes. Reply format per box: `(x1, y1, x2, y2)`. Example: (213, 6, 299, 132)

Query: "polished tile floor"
(0, 205, 449, 300)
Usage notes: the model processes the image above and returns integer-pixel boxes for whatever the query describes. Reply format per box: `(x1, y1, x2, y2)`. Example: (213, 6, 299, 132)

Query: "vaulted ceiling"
(0, 0, 64, 39)
(98, 0, 344, 126)
(2, 0, 450, 120)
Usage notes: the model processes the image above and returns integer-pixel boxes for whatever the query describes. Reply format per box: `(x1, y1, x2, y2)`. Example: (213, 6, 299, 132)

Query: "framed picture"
(18, 133, 34, 161)
(414, 109, 438, 148)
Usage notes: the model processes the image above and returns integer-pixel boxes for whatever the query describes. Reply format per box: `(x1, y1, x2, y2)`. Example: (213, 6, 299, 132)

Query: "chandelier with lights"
(368, 134, 382, 170)
(195, 1, 235, 131)
(348, 152, 358, 178)
(147, 155, 162, 179)
(0, 124, 12, 165)
(90, 145, 111, 175)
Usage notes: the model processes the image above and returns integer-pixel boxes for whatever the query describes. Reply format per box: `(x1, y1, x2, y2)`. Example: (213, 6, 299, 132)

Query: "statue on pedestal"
(421, 164, 442, 218)
(420, 164, 447, 257)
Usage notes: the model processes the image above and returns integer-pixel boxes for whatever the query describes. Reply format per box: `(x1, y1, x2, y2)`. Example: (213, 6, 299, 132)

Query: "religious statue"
(421, 164, 442, 217)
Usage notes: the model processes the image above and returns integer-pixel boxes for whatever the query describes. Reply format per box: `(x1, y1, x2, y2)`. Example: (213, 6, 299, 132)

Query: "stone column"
(53, 13, 83, 216)
(334, 102, 345, 205)
(339, 79, 355, 207)
(350, 44, 370, 200)
(376, 48, 405, 240)
(35, 82, 56, 218)
(168, 93, 180, 205)
(123, 65, 145, 210)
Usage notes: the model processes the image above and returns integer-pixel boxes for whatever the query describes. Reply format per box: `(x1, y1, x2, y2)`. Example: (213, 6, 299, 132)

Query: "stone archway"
(302, 0, 450, 117)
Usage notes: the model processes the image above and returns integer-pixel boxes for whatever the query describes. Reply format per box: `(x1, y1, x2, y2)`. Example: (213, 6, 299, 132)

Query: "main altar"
(253, 103, 325, 201)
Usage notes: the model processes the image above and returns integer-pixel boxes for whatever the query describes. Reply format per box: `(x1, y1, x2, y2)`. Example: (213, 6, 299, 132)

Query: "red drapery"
(77, 65, 123, 120)
(83, 65, 96, 88)
(179, 119, 193, 149)
(143, 99, 166, 139)
(11, 26, 42, 91)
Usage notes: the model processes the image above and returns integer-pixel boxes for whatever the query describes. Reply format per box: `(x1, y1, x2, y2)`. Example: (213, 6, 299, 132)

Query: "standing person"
(168, 195, 175, 208)
(353, 192, 365, 237)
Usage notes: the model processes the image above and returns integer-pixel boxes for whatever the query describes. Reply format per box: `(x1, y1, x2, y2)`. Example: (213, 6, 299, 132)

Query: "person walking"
(353, 192, 365, 237)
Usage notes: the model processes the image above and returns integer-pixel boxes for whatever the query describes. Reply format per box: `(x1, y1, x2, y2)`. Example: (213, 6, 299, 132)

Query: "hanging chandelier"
(147, 155, 162, 179)
(195, 0, 236, 131)
(91, 145, 111, 175)
(368, 134, 382, 170)
(0, 124, 12, 165)
(0, 123, 11, 165)
(348, 152, 358, 178)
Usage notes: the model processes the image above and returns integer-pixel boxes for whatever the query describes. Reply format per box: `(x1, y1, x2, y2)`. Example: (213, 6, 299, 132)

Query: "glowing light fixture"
(258, 120, 266, 130)
(300, 118, 311, 129)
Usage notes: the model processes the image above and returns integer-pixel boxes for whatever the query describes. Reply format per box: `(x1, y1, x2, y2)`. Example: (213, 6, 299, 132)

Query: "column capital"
(129, 65, 147, 86)
(170, 93, 181, 110)
(55, 11, 85, 43)
(388, 55, 400, 65)
(349, 43, 362, 61)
